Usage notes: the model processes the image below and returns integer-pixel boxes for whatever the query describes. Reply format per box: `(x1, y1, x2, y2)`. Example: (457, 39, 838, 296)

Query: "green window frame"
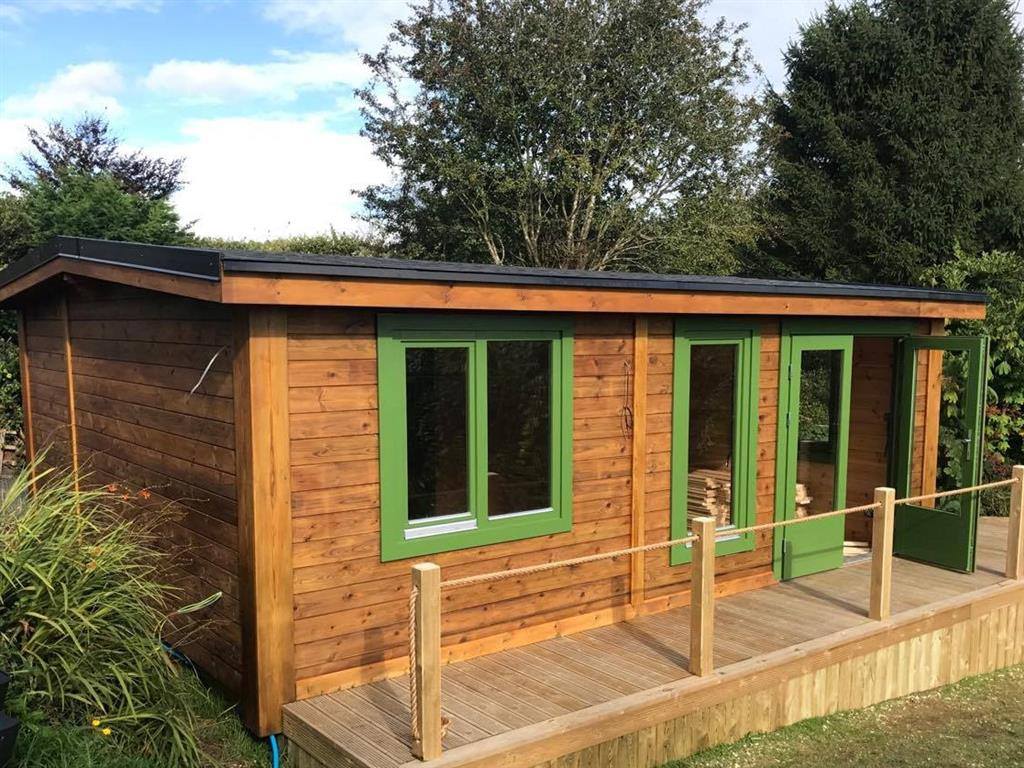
(378, 314, 574, 561)
(670, 318, 760, 565)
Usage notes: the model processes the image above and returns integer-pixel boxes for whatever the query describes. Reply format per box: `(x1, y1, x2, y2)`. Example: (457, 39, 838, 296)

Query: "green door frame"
(892, 335, 988, 572)
(772, 319, 920, 580)
(773, 333, 853, 579)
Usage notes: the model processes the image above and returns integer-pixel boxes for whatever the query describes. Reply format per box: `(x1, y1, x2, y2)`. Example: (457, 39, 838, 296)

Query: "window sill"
(383, 510, 571, 562)
(669, 528, 756, 567)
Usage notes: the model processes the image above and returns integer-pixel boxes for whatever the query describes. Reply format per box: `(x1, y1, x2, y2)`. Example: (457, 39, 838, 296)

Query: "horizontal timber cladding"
(844, 321, 936, 543)
(845, 337, 896, 543)
(287, 312, 780, 698)
(59, 278, 242, 693)
(23, 293, 73, 472)
(289, 312, 633, 691)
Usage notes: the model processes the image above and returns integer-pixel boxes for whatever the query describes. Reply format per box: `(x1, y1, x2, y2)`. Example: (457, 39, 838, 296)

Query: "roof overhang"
(0, 236, 989, 320)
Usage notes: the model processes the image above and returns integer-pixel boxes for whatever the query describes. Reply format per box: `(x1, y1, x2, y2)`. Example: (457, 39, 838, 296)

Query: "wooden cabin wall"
(22, 293, 73, 470)
(844, 326, 938, 542)
(288, 311, 635, 695)
(287, 311, 779, 698)
(845, 338, 895, 542)
(20, 279, 242, 694)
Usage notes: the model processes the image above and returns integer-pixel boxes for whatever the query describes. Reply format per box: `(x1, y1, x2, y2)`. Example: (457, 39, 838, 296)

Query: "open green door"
(776, 334, 853, 580)
(893, 336, 987, 573)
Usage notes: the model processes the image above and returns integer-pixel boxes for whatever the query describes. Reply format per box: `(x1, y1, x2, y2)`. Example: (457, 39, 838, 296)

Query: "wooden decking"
(285, 518, 1020, 768)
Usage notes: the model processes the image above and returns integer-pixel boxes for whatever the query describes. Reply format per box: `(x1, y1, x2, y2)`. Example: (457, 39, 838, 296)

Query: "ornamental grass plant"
(0, 461, 228, 766)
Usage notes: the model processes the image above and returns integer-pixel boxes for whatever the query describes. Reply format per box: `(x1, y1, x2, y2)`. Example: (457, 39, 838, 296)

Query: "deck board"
(285, 518, 1012, 767)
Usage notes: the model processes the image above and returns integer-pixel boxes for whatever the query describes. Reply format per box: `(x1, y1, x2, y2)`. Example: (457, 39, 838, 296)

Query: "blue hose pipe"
(269, 733, 280, 768)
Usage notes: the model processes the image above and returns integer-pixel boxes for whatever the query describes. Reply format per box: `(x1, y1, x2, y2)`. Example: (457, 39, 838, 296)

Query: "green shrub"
(197, 228, 384, 258)
(923, 248, 1024, 516)
(0, 464, 223, 766)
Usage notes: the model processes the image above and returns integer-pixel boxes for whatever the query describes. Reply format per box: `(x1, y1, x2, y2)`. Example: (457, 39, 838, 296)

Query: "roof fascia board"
(0, 255, 222, 305)
(219, 272, 987, 321)
(220, 258, 986, 305)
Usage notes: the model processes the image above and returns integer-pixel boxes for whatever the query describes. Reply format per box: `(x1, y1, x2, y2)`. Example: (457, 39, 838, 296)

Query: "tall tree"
(5, 115, 185, 201)
(759, 0, 1024, 284)
(359, 0, 763, 273)
(0, 119, 191, 432)
(18, 171, 189, 250)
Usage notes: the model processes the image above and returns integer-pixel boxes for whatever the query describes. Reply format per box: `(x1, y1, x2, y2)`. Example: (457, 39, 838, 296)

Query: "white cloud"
(143, 50, 367, 103)
(158, 116, 390, 239)
(263, 0, 410, 53)
(1, 61, 124, 119)
(0, 3, 23, 23)
(0, 117, 41, 168)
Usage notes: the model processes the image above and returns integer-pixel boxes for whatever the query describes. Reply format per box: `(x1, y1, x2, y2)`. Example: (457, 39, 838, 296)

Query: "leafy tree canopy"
(0, 119, 191, 431)
(5, 115, 185, 201)
(924, 247, 1024, 483)
(0, 171, 189, 268)
(196, 229, 384, 258)
(359, 0, 764, 273)
(759, 0, 1024, 284)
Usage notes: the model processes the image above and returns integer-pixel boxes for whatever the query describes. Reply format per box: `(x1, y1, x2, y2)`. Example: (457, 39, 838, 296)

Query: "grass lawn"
(12, 680, 273, 768)
(665, 663, 1024, 768)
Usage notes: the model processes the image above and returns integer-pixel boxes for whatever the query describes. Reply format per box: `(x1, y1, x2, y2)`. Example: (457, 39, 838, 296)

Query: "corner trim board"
(234, 307, 295, 735)
(59, 292, 79, 488)
(17, 310, 35, 482)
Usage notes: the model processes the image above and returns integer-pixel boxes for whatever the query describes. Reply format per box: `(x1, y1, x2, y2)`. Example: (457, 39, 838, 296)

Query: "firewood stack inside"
(686, 468, 732, 526)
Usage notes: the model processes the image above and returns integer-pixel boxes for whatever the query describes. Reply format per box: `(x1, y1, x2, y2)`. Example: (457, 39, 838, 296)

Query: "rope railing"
(441, 531, 699, 589)
(722, 501, 881, 539)
(407, 467, 1024, 761)
(899, 477, 1018, 506)
(407, 585, 419, 746)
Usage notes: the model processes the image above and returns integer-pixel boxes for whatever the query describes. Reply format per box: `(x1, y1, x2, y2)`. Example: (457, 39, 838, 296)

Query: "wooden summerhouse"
(2, 237, 1022, 768)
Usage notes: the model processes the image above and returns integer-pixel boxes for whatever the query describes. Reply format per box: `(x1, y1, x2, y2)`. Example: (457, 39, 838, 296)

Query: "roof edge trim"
(221, 257, 988, 304)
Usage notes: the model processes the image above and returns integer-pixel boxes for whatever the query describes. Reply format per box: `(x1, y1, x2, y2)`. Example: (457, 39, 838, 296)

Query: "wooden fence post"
(411, 564, 442, 760)
(869, 487, 896, 620)
(690, 516, 716, 676)
(1007, 466, 1024, 580)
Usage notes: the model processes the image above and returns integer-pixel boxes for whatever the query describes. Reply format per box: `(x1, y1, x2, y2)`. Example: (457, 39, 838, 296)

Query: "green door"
(893, 336, 987, 572)
(777, 334, 853, 580)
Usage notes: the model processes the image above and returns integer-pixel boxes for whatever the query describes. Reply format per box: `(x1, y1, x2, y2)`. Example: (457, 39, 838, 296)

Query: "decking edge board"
(387, 578, 1023, 768)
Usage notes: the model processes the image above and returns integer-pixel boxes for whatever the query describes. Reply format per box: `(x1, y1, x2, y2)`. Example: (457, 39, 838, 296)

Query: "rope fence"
(899, 477, 1018, 506)
(407, 469, 1024, 761)
(408, 585, 419, 746)
(441, 531, 699, 589)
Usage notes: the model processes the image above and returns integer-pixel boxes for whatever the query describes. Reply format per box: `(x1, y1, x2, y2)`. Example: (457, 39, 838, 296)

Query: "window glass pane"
(687, 345, 737, 527)
(909, 349, 969, 513)
(487, 340, 552, 516)
(796, 349, 842, 516)
(406, 347, 470, 521)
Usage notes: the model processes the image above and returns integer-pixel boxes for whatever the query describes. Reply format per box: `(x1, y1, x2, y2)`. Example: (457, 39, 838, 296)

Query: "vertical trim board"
(235, 307, 295, 735)
(59, 292, 79, 487)
(16, 310, 35, 479)
(630, 316, 649, 611)
(920, 319, 946, 502)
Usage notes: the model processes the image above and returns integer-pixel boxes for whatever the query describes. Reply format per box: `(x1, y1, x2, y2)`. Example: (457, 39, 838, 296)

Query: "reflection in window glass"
(487, 340, 552, 516)
(796, 350, 842, 517)
(911, 349, 969, 512)
(688, 345, 736, 527)
(406, 347, 469, 520)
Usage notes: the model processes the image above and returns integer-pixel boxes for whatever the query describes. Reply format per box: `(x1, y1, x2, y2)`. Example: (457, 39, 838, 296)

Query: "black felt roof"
(0, 235, 988, 304)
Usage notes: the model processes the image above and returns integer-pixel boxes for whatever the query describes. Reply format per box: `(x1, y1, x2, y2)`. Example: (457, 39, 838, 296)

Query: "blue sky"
(1, 0, 833, 239)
